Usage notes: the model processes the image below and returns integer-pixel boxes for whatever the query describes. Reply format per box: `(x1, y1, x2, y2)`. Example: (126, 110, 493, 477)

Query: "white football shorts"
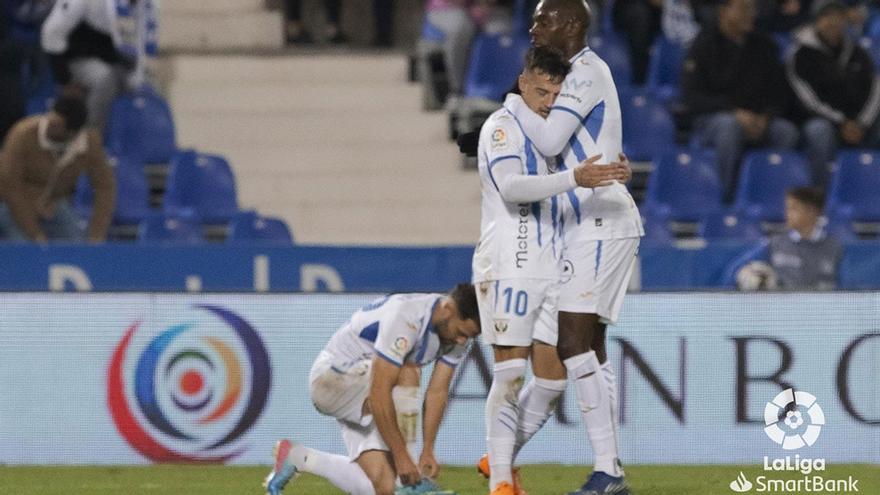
(310, 351, 391, 459)
(476, 278, 559, 347)
(558, 237, 640, 324)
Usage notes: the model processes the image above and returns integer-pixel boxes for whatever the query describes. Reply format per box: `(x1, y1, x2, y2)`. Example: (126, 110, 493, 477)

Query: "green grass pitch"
(1, 464, 877, 494)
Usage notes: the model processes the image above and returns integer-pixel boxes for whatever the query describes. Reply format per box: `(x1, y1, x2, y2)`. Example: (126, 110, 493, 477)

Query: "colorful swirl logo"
(107, 305, 271, 462)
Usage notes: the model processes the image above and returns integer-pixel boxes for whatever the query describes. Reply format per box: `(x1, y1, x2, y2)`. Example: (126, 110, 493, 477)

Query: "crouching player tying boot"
(264, 284, 482, 495)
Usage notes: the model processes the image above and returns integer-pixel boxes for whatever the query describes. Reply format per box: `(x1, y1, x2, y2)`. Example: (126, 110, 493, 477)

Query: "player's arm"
(504, 67, 604, 156)
(493, 155, 627, 202)
(370, 355, 421, 485)
(418, 359, 457, 479)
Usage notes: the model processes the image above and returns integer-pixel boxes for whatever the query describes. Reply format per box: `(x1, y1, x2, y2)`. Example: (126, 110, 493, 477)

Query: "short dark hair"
(52, 94, 88, 132)
(787, 186, 825, 211)
(524, 45, 572, 84)
(450, 283, 480, 328)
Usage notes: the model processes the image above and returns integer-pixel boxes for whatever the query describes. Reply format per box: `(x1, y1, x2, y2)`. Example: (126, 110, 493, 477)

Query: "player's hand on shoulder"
(573, 154, 630, 187)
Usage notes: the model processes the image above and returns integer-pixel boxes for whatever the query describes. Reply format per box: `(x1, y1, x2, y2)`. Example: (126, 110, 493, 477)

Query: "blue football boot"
(395, 477, 458, 494)
(263, 439, 299, 495)
(566, 471, 630, 495)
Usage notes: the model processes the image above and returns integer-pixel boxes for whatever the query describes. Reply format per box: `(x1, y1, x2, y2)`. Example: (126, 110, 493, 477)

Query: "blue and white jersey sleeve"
(438, 343, 468, 368)
(483, 112, 526, 180)
(371, 300, 422, 367)
(505, 52, 608, 157)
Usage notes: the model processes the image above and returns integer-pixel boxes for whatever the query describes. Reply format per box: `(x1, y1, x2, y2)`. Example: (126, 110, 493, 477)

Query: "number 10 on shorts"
(500, 286, 528, 316)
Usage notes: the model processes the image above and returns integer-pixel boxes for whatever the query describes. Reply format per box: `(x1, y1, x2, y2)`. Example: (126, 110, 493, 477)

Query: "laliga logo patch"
(763, 389, 824, 450)
(391, 336, 409, 357)
(107, 305, 271, 463)
(491, 128, 507, 149)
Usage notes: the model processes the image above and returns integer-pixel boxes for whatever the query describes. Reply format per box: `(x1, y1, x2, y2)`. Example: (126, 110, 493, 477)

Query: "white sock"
(486, 358, 527, 490)
(564, 351, 622, 477)
(393, 385, 421, 461)
(513, 377, 566, 460)
(601, 360, 619, 430)
(289, 444, 375, 495)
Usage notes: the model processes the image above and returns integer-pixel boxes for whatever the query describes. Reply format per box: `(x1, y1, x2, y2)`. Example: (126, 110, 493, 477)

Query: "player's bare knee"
(371, 474, 396, 495)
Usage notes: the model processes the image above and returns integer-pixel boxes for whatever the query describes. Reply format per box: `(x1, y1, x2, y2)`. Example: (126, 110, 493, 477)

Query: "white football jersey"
(473, 108, 563, 283)
(507, 47, 644, 244)
(323, 293, 467, 368)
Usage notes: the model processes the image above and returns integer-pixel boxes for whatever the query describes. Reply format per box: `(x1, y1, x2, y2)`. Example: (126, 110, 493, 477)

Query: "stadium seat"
(74, 155, 151, 226)
(164, 149, 239, 224)
(620, 90, 675, 162)
(105, 85, 176, 164)
(825, 150, 880, 222)
(588, 33, 633, 88)
(462, 32, 530, 101)
(644, 147, 722, 222)
(22, 64, 55, 116)
(732, 150, 811, 223)
(699, 210, 763, 241)
(227, 211, 294, 244)
(641, 205, 674, 243)
(137, 209, 202, 244)
(646, 35, 686, 104)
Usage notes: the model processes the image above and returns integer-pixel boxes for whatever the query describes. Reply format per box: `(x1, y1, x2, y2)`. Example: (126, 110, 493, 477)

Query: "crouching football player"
(264, 284, 481, 495)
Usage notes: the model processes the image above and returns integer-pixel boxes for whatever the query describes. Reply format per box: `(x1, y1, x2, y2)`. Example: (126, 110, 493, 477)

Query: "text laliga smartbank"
(731, 456, 860, 492)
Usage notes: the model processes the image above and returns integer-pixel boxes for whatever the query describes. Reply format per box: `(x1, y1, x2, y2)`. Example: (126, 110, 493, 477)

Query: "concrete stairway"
(167, 53, 481, 245)
(160, 0, 283, 51)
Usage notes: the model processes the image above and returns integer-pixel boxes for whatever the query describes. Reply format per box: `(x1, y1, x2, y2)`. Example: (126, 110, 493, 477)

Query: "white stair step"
(160, 11, 283, 51)
(163, 0, 266, 15)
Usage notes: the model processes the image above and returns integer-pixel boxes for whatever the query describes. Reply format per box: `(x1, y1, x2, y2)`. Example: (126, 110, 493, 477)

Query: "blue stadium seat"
(620, 90, 675, 161)
(641, 205, 674, 243)
(588, 33, 632, 88)
(646, 35, 686, 104)
(105, 86, 176, 164)
(74, 155, 151, 226)
(699, 210, 763, 240)
(227, 211, 294, 244)
(463, 33, 530, 101)
(164, 149, 239, 224)
(825, 150, 880, 222)
(732, 150, 811, 222)
(644, 147, 722, 222)
(22, 64, 55, 116)
(137, 210, 202, 244)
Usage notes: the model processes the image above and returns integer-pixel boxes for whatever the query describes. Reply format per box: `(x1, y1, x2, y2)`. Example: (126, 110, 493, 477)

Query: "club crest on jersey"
(561, 259, 575, 284)
(391, 336, 409, 357)
(491, 128, 507, 149)
(494, 319, 509, 333)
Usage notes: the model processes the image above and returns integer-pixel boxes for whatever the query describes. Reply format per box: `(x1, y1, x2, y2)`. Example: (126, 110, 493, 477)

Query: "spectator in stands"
(423, 0, 513, 99)
(680, 0, 799, 202)
(786, 0, 880, 187)
(732, 187, 842, 291)
(284, 0, 345, 44)
(0, 94, 115, 243)
(41, 0, 158, 131)
(284, 1, 394, 46)
(613, 0, 662, 84)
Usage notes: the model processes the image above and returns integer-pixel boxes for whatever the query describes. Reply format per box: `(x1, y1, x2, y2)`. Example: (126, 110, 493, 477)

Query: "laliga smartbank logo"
(728, 388, 860, 493)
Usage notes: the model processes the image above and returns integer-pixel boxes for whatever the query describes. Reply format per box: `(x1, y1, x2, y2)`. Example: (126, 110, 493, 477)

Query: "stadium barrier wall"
(0, 241, 879, 291)
(0, 292, 877, 466)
